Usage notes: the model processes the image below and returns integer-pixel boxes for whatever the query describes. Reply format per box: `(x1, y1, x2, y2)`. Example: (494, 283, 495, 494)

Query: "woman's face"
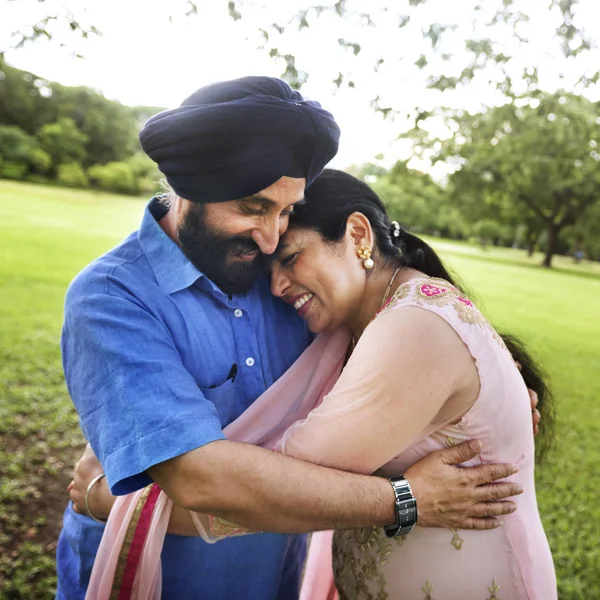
(270, 226, 367, 333)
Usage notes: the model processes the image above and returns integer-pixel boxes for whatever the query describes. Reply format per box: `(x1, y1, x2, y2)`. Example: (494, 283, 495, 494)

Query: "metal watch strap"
(384, 475, 417, 538)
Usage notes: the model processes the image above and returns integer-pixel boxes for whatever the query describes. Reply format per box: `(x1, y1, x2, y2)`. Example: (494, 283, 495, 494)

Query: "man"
(56, 77, 523, 600)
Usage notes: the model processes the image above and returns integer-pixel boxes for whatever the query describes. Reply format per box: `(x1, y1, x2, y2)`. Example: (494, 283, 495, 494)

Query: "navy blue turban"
(139, 76, 340, 203)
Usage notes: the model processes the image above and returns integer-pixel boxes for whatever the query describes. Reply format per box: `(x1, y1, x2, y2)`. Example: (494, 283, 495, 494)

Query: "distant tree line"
(0, 57, 162, 195)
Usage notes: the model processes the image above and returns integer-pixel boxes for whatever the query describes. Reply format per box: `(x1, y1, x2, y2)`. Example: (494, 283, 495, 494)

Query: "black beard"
(177, 203, 267, 295)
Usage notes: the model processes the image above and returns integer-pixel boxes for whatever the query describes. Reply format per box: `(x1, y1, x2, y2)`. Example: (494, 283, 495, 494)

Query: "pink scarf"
(85, 329, 351, 600)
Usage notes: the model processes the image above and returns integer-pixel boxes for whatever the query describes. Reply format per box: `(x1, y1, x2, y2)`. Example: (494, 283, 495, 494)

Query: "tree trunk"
(542, 223, 559, 268)
(527, 242, 535, 257)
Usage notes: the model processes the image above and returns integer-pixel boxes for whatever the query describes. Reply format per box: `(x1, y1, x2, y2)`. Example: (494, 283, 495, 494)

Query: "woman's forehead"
(279, 226, 317, 247)
(274, 227, 314, 258)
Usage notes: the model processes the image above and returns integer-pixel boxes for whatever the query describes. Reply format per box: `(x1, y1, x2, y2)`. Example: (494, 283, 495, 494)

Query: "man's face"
(177, 176, 306, 295)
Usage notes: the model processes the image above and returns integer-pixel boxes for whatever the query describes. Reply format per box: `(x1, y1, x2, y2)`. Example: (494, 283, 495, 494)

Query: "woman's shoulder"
(382, 275, 469, 310)
(379, 275, 506, 349)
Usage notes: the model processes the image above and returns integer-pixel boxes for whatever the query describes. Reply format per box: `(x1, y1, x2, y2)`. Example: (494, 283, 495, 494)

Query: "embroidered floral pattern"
(333, 526, 396, 600)
(487, 579, 500, 599)
(380, 277, 506, 349)
(450, 528, 464, 550)
(422, 581, 434, 600)
(208, 515, 252, 537)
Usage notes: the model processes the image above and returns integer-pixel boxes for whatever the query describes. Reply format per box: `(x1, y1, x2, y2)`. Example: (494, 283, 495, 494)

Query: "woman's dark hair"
(292, 168, 554, 462)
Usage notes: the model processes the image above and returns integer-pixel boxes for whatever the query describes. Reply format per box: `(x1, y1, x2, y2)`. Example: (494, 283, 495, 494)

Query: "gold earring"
(357, 244, 374, 270)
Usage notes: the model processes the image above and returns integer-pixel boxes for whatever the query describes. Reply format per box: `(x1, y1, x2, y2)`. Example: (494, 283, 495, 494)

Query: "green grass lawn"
(1, 180, 599, 598)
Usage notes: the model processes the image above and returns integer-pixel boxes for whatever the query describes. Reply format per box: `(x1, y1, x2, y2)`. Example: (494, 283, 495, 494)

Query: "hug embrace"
(58, 76, 556, 600)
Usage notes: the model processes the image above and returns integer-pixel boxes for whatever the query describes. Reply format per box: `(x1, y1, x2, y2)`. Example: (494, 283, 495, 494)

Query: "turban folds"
(139, 76, 340, 203)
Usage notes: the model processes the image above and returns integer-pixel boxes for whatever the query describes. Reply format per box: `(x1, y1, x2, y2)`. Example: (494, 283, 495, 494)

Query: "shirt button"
(245, 357, 255, 367)
(234, 309, 243, 318)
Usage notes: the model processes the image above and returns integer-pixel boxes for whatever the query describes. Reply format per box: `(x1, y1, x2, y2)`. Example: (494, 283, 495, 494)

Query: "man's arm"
(150, 440, 396, 532)
(72, 439, 521, 534)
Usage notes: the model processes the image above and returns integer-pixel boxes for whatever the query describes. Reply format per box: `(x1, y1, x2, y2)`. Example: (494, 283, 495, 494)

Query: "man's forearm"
(148, 440, 396, 534)
(74, 438, 522, 533)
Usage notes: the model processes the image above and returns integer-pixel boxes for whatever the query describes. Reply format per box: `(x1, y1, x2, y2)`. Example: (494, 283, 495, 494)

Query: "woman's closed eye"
(280, 251, 299, 267)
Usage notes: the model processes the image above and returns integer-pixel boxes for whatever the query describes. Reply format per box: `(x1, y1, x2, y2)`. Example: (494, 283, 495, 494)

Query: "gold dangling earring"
(357, 244, 374, 270)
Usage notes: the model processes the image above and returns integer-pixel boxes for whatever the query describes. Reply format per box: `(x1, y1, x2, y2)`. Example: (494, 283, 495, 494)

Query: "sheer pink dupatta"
(85, 329, 350, 600)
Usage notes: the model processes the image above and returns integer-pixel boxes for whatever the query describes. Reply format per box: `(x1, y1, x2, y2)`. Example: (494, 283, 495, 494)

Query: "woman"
(268, 169, 556, 598)
(74, 169, 555, 599)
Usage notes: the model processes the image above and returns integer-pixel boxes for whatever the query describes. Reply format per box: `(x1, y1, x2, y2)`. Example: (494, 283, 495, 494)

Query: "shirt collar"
(138, 197, 206, 295)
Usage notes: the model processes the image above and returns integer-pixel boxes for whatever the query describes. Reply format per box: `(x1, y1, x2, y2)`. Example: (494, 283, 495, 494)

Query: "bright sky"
(2, 0, 599, 174)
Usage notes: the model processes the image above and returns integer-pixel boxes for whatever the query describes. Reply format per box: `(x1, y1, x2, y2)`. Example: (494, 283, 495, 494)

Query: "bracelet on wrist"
(84, 472, 107, 524)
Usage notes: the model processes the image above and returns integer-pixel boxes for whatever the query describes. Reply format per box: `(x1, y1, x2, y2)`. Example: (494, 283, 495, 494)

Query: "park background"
(0, 0, 599, 598)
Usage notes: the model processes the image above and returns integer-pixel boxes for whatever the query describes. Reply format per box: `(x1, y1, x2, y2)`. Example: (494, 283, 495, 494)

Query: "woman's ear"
(346, 212, 374, 248)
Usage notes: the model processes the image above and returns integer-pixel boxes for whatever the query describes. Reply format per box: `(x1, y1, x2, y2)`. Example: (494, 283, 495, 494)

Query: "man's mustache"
(226, 237, 261, 255)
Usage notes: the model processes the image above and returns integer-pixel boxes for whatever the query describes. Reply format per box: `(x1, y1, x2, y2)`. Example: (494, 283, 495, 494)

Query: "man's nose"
(251, 217, 281, 255)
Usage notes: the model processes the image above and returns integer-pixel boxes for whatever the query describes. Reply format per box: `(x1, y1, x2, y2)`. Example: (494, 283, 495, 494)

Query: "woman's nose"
(270, 263, 290, 298)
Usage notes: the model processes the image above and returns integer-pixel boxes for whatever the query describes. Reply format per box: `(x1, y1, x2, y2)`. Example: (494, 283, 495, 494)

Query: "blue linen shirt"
(56, 198, 313, 600)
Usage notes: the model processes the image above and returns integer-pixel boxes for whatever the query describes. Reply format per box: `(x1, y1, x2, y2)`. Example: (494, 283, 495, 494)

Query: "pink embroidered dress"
(279, 277, 557, 600)
(88, 276, 556, 600)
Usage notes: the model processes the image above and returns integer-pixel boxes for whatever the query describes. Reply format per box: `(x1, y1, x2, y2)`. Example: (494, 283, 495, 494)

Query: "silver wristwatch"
(384, 475, 418, 538)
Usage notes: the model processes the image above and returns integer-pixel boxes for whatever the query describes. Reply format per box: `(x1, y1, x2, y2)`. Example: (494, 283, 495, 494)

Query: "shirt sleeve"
(61, 285, 226, 495)
(278, 306, 471, 475)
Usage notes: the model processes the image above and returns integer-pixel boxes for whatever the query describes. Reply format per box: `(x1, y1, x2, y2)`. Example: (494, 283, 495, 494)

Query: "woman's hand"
(529, 389, 541, 437)
(68, 444, 115, 520)
(516, 357, 541, 437)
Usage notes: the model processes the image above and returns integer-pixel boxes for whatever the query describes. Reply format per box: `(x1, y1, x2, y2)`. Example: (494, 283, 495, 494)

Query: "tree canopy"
(3, 0, 599, 264)
(0, 56, 162, 193)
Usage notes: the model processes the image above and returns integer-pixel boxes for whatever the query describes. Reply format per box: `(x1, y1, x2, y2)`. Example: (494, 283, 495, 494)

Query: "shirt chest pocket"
(198, 377, 238, 426)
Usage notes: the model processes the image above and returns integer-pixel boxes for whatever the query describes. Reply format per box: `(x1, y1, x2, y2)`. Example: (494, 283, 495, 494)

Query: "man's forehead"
(242, 192, 306, 207)
(257, 176, 306, 200)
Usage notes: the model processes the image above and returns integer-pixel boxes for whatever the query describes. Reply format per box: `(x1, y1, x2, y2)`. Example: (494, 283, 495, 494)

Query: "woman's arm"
(71, 442, 523, 537)
(279, 306, 479, 474)
(67, 443, 197, 535)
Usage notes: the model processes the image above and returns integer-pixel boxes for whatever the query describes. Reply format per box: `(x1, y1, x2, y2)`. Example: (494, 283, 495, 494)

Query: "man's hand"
(404, 440, 522, 530)
(68, 444, 114, 519)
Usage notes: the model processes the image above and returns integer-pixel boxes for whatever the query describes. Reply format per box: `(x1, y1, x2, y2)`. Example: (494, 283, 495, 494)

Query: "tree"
(28, 146, 52, 174)
(362, 160, 459, 237)
(472, 219, 505, 249)
(37, 117, 88, 172)
(57, 162, 88, 188)
(49, 85, 139, 166)
(0, 58, 155, 168)
(125, 153, 162, 194)
(438, 93, 600, 267)
(0, 124, 36, 162)
(0, 124, 36, 179)
(561, 201, 600, 261)
(87, 161, 138, 195)
(0, 56, 56, 133)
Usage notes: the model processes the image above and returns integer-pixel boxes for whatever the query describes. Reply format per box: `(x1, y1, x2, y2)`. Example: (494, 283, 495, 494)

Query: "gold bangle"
(84, 473, 107, 523)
